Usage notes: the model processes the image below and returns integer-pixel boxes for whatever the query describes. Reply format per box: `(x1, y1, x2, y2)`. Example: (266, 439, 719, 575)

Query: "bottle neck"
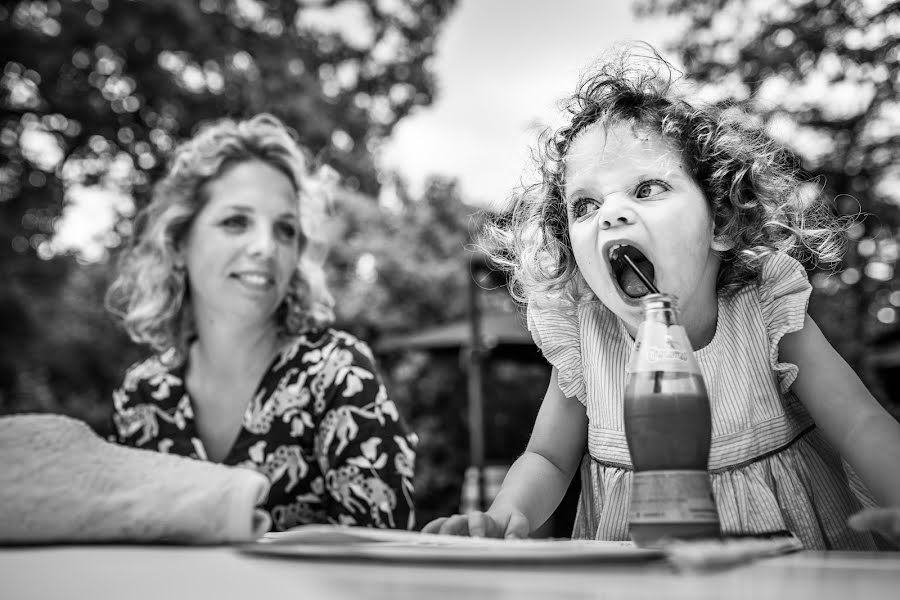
(644, 307, 678, 327)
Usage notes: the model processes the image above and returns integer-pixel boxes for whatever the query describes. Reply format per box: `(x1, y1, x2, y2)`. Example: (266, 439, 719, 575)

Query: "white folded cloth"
(0, 414, 271, 544)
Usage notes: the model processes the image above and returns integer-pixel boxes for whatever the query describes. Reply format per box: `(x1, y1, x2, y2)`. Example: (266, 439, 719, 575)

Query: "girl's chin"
(597, 292, 644, 325)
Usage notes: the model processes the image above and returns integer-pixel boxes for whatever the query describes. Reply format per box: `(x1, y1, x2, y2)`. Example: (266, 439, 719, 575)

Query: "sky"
(377, 0, 682, 211)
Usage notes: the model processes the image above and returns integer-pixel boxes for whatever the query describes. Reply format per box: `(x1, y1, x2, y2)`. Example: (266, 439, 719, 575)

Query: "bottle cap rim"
(640, 293, 679, 310)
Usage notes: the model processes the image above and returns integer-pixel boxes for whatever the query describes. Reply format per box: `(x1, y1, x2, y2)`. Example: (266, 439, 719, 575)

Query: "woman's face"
(180, 159, 302, 329)
(564, 120, 727, 337)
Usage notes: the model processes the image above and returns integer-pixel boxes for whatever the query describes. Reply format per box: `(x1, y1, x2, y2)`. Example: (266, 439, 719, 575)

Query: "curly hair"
(483, 44, 847, 305)
(106, 113, 335, 362)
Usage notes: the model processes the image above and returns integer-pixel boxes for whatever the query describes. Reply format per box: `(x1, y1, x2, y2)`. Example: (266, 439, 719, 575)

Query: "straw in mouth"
(622, 254, 659, 295)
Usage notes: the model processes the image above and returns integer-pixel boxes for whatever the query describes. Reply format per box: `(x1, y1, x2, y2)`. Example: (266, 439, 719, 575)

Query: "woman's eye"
(275, 221, 299, 243)
(635, 181, 668, 199)
(220, 214, 249, 230)
(571, 197, 599, 219)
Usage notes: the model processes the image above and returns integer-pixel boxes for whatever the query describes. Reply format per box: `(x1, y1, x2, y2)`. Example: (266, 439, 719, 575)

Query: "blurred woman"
(106, 114, 416, 531)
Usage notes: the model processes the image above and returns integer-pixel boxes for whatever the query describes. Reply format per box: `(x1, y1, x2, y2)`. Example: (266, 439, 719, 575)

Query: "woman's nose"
(247, 226, 276, 257)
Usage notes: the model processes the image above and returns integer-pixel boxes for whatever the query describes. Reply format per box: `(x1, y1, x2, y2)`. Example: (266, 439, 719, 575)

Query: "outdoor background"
(2, 0, 899, 529)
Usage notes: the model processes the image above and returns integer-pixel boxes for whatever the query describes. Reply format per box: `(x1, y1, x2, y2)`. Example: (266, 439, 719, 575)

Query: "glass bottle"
(623, 293, 721, 547)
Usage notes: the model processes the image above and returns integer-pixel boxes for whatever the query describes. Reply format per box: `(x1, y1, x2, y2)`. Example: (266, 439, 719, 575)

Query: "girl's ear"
(711, 233, 735, 252)
(173, 244, 186, 270)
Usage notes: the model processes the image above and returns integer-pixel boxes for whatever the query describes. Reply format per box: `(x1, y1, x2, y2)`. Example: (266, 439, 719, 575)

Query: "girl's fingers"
(848, 508, 900, 545)
(439, 514, 472, 535)
(504, 512, 530, 539)
(423, 511, 526, 539)
(421, 517, 447, 534)
(467, 511, 494, 537)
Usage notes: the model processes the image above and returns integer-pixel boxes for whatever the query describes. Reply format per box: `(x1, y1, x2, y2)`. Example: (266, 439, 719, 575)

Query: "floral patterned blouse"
(110, 328, 417, 531)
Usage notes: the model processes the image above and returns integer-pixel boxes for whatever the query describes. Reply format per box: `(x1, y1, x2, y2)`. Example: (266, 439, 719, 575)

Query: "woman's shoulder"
(274, 328, 378, 371)
(119, 349, 182, 391)
(113, 350, 185, 413)
(289, 327, 374, 355)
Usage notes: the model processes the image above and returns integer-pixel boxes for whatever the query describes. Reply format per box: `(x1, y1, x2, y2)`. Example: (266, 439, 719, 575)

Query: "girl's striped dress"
(527, 252, 877, 550)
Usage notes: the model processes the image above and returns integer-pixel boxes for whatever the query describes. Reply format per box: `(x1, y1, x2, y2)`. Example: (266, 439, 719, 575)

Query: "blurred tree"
(0, 0, 458, 427)
(636, 0, 900, 409)
(328, 176, 481, 337)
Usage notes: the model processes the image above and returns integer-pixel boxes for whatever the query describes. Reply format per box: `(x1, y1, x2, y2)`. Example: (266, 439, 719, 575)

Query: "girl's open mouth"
(607, 243, 656, 299)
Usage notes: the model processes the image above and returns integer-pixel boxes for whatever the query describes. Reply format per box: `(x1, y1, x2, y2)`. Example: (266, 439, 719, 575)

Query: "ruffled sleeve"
(757, 252, 812, 393)
(526, 294, 586, 405)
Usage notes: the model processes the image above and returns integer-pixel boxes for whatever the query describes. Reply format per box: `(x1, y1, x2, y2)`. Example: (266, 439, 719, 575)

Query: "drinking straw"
(622, 254, 660, 294)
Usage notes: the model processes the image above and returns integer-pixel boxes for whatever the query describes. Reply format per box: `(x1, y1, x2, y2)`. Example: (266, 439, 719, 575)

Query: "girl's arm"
(422, 367, 588, 537)
(779, 314, 900, 506)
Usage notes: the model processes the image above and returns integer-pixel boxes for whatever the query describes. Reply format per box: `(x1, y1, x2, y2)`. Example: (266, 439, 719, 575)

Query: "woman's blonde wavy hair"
(483, 45, 848, 305)
(106, 113, 335, 362)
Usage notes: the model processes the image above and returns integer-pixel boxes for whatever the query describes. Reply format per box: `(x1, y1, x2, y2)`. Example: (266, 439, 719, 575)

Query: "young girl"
(423, 48, 900, 549)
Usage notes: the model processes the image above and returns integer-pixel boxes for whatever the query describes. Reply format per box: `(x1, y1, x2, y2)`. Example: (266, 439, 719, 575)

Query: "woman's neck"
(189, 310, 281, 379)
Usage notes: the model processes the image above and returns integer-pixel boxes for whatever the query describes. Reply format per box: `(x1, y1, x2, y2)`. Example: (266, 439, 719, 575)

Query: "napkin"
(0, 413, 271, 544)
(661, 531, 804, 571)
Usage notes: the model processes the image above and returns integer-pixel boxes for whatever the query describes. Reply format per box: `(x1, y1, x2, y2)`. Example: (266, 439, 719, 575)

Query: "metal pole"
(467, 255, 486, 511)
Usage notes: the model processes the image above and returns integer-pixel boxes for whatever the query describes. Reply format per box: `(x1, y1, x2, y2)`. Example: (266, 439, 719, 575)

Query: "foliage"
(635, 0, 900, 409)
(327, 176, 482, 336)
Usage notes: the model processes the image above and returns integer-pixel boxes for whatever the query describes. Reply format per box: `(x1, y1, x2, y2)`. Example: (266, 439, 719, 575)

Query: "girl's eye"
(571, 197, 599, 219)
(635, 181, 668, 199)
(275, 221, 299, 244)
(220, 214, 249, 230)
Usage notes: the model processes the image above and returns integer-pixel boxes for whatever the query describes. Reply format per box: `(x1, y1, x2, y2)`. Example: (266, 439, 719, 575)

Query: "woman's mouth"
(607, 243, 656, 300)
(231, 271, 275, 290)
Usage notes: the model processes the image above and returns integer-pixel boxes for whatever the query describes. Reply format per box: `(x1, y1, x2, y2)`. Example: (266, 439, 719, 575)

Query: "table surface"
(2, 545, 899, 600)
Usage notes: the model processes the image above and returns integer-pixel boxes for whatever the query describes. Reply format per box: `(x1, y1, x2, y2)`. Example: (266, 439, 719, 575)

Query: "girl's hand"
(421, 509, 531, 539)
(848, 507, 900, 547)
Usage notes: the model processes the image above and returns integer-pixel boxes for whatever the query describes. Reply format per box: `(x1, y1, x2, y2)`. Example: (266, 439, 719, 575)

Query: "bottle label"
(626, 323, 700, 375)
(628, 470, 719, 524)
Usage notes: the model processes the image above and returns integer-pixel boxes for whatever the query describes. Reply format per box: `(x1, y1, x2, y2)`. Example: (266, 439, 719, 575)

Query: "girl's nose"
(598, 198, 636, 230)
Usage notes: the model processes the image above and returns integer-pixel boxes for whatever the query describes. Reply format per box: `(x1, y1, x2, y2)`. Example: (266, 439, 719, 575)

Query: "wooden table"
(2, 545, 898, 599)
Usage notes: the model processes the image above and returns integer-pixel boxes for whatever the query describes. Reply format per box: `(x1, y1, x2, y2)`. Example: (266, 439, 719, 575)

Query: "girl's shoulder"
(526, 291, 621, 407)
(756, 252, 811, 306)
(720, 252, 811, 394)
(723, 252, 811, 311)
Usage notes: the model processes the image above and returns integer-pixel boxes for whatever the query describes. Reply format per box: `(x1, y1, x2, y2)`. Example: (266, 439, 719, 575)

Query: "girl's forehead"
(576, 119, 668, 151)
(566, 121, 684, 174)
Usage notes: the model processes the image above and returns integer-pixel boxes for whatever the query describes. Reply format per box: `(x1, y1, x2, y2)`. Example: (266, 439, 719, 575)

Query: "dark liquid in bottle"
(624, 371, 719, 545)
(624, 375, 711, 470)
